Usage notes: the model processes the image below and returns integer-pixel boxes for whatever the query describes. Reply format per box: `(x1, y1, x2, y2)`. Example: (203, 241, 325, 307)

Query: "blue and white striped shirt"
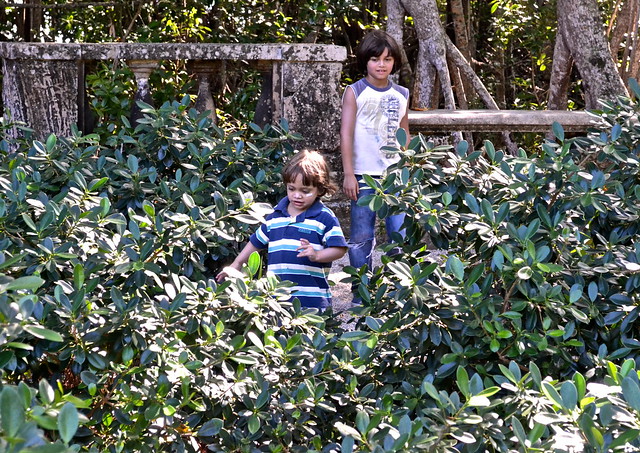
(249, 197, 347, 310)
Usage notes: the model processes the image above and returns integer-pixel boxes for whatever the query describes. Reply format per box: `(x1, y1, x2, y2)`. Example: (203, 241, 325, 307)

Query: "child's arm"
(296, 239, 347, 263)
(216, 242, 261, 281)
(340, 88, 359, 201)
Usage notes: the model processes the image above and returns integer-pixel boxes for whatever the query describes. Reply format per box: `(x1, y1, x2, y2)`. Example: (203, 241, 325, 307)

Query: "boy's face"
(366, 47, 394, 82)
(286, 174, 319, 215)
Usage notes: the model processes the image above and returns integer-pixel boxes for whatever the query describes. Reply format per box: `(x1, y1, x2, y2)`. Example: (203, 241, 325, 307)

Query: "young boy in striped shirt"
(216, 150, 348, 311)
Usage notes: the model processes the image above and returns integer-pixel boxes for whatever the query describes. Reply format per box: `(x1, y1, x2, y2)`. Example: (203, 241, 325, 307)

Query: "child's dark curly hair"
(282, 150, 337, 197)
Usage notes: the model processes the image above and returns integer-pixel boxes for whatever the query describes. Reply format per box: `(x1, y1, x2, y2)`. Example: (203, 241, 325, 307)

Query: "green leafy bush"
(3, 87, 640, 452)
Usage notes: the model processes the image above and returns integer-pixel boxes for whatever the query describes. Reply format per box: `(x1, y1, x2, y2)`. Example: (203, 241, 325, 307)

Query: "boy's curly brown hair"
(282, 150, 337, 197)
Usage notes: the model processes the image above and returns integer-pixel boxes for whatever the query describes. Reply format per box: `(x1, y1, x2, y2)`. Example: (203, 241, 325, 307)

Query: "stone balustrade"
(0, 42, 597, 152)
(0, 42, 347, 150)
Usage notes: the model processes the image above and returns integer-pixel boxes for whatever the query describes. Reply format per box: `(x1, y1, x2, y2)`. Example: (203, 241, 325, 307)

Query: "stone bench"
(408, 109, 595, 133)
(0, 42, 346, 149)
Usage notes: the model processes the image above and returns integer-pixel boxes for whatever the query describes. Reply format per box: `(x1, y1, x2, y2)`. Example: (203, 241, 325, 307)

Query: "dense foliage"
(1, 82, 640, 451)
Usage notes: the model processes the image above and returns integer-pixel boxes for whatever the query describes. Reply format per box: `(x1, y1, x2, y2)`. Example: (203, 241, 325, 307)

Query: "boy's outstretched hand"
(215, 266, 243, 282)
(296, 238, 319, 261)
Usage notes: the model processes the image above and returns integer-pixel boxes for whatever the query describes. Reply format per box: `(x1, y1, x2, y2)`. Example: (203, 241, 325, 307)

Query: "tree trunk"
(445, 37, 517, 153)
(398, 0, 456, 110)
(449, 0, 475, 104)
(387, 0, 414, 88)
(547, 32, 573, 110)
(556, 0, 628, 108)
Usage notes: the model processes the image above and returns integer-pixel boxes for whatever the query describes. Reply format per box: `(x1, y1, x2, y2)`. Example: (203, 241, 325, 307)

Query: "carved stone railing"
(0, 42, 347, 150)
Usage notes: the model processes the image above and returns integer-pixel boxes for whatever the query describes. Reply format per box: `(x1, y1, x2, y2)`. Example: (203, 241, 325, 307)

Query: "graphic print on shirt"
(361, 95, 400, 160)
(381, 95, 400, 159)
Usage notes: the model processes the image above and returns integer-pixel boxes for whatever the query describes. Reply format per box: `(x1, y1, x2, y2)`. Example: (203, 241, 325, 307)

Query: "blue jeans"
(348, 176, 405, 271)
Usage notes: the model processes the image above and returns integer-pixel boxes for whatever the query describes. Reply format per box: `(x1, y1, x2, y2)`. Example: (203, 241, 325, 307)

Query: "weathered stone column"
(253, 60, 274, 128)
(274, 46, 346, 150)
(0, 43, 81, 140)
(190, 60, 224, 124)
(127, 59, 158, 125)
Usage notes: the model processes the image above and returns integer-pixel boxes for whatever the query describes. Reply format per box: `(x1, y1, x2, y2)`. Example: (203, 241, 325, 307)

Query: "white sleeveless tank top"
(344, 78, 409, 176)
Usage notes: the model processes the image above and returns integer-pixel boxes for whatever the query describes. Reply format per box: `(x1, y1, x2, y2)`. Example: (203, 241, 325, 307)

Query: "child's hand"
(215, 266, 243, 282)
(215, 269, 229, 282)
(343, 174, 359, 201)
(296, 238, 318, 261)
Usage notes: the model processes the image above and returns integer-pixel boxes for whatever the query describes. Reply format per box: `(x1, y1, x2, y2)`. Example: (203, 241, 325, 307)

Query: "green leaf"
(456, 140, 469, 156)
(198, 418, 224, 437)
(340, 331, 370, 341)
(356, 410, 370, 434)
(569, 283, 583, 303)
(608, 429, 640, 450)
(230, 355, 258, 365)
(73, 263, 85, 290)
(510, 417, 526, 444)
(0, 386, 24, 438)
(87, 352, 107, 370)
(552, 121, 565, 141)
(476, 386, 500, 397)
(39, 379, 55, 405)
(467, 395, 490, 407)
(334, 422, 361, 439)
(517, 266, 533, 280)
(365, 316, 381, 332)
(23, 325, 63, 342)
(89, 177, 109, 192)
(622, 377, 640, 412)
(58, 402, 79, 444)
(341, 436, 355, 453)
(396, 127, 407, 147)
(573, 372, 586, 400)
(5, 276, 45, 291)
(456, 366, 470, 398)
(46, 133, 57, 151)
(398, 414, 412, 436)
(446, 255, 465, 281)
(247, 414, 260, 434)
(560, 381, 577, 410)
(247, 251, 261, 277)
(542, 382, 564, 408)
(578, 413, 604, 448)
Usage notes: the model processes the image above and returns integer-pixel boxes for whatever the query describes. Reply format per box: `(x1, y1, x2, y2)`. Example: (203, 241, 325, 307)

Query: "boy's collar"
(274, 196, 323, 218)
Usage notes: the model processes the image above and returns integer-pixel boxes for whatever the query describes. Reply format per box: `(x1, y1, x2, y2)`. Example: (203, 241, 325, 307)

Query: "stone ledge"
(0, 42, 347, 62)
(409, 109, 596, 132)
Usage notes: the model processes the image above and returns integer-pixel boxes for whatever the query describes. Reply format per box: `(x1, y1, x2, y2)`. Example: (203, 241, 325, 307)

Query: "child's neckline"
(363, 77, 391, 90)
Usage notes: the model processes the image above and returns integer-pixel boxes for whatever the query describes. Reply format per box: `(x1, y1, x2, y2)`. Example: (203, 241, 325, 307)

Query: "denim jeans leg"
(385, 212, 406, 241)
(348, 187, 376, 270)
(385, 212, 406, 256)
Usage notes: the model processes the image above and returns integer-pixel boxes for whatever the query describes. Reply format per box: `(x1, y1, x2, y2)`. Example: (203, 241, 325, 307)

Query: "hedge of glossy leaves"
(2, 90, 640, 452)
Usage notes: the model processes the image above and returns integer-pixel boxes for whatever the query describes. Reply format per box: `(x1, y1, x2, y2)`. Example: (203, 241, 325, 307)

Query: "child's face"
(366, 47, 394, 82)
(286, 174, 319, 215)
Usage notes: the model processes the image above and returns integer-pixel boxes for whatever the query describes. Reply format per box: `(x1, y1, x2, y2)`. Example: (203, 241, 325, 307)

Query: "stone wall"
(0, 42, 346, 150)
